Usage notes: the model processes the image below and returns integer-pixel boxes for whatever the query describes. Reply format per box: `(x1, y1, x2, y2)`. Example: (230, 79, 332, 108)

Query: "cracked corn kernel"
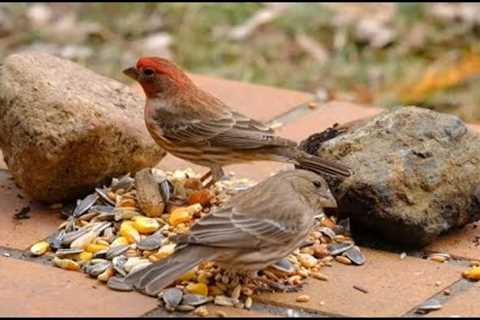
(119, 221, 141, 243)
(132, 216, 160, 234)
(79, 251, 93, 262)
(178, 270, 196, 282)
(30, 241, 49, 256)
(85, 243, 108, 253)
(463, 266, 480, 281)
(148, 243, 176, 262)
(111, 236, 129, 247)
(53, 257, 80, 271)
(168, 208, 193, 226)
(98, 267, 114, 282)
(185, 283, 208, 296)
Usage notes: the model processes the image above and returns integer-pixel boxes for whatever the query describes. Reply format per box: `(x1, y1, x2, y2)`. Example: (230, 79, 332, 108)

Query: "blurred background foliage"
(2, 3, 480, 121)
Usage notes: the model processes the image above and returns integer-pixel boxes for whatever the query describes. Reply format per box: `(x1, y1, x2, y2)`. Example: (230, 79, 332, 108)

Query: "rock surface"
(0, 52, 165, 203)
(300, 106, 480, 247)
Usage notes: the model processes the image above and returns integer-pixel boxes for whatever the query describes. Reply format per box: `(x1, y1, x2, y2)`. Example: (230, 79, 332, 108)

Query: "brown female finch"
(123, 57, 351, 182)
(124, 169, 337, 296)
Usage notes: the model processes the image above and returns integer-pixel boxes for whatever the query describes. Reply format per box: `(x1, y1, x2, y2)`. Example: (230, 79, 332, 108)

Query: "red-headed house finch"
(124, 169, 337, 296)
(123, 57, 352, 182)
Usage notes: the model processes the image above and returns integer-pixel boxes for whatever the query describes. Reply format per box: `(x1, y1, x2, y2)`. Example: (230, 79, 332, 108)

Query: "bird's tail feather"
(124, 245, 218, 296)
(295, 151, 352, 178)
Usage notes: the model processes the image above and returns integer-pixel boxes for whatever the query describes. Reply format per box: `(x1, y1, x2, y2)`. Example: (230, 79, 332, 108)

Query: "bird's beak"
(123, 66, 140, 80)
(320, 189, 337, 209)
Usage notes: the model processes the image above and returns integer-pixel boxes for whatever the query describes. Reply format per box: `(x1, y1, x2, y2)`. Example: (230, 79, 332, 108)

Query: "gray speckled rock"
(0, 52, 165, 203)
(300, 106, 480, 247)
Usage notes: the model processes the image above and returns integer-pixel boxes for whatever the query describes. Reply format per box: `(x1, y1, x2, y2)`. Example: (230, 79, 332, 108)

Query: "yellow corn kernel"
(85, 243, 108, 253)
(132, 216, 160, 234)
(79, 251, 93, 262)
(30, 241, 49, 256)
(178, 270, 196, 282)
(111, 236, 129, 247)
(185, 283, 208, 296)
(463, 266, 480, 281)
(53, 257, 80, 271)
(119, 221, 141, 243)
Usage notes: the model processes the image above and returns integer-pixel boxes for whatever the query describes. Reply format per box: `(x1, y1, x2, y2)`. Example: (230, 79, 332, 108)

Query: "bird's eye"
(313, 181, 323, 188)
(143, 68, 154, 77)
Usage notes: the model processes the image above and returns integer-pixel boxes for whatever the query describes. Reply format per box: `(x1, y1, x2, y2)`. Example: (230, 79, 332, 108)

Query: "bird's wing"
(161, 111, 295, 149)
(184, 188, 314, 249)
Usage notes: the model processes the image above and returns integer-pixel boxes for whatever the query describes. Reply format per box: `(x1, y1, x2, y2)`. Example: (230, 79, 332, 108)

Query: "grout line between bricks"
(0, 245, 53, 266)
(250, 301, 338, 318)
(402, 278, 476, 317)
(253, 298, 344, 318)
(141, 301, 337, 318)
(266, 98, 317, 127)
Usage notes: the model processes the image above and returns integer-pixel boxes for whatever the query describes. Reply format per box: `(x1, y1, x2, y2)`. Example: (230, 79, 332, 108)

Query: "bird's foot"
(200, 167, 226, 189)
(199, 170, 212, 183)
(247, 274, 303, 293)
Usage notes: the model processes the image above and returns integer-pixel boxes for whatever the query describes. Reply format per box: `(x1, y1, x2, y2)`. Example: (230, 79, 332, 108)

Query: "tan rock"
(0, 52, 165, 203)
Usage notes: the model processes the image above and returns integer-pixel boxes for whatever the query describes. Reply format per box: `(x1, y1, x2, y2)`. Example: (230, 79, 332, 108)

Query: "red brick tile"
(190, 74, 313, 122)
(425, 222, 480, 260)
(0, 256, 157, 316)
(255, 248, 464, 317)
(276, 101, 382, 143)
(156, 154, 288, 182)
(426, 283, 480, 317)
(0, 170, 62, 249)
(467, 123, 480, 132)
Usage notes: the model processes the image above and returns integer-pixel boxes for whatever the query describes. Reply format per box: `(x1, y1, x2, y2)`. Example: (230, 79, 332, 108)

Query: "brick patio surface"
(1, 74, 480, 317)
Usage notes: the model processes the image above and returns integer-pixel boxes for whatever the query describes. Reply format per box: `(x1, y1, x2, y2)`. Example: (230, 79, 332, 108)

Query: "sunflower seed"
(111, 174, 134, 192)
(270, 258, 295, 275)
(73, 193, 99, 217)
(107, 276, 133, 291)
(105, 245, 129, 260)
(79, 210, 100, 221)
(112, 255, 128, 277)
(90, 205, 115, 213)
(85, 261, 111, 277)
(95, 212, 116, 221)
(95, 187, 116, 206)
(181, 294, 210, 306)
(176, 304, 195, 312)
(102, 227, 115, 243)
(344, 246, 365, 265)
(415, 298, 442, 314)
(93, 249, 108, 259)
(160, 179, 173, 203)
(136, 230, 164, 251)
(327, 242, 354, 256)
(162, 288, 183, 308)
(49, 230, 65, 250)
(318, 227, 336, 240)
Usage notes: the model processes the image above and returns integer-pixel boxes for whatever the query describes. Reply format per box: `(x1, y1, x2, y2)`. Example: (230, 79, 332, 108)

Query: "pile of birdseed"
(29, 168, 365, 316)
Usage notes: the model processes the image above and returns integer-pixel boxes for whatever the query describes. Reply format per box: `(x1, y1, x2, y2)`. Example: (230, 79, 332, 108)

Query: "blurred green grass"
(2, 3, 480, 122)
